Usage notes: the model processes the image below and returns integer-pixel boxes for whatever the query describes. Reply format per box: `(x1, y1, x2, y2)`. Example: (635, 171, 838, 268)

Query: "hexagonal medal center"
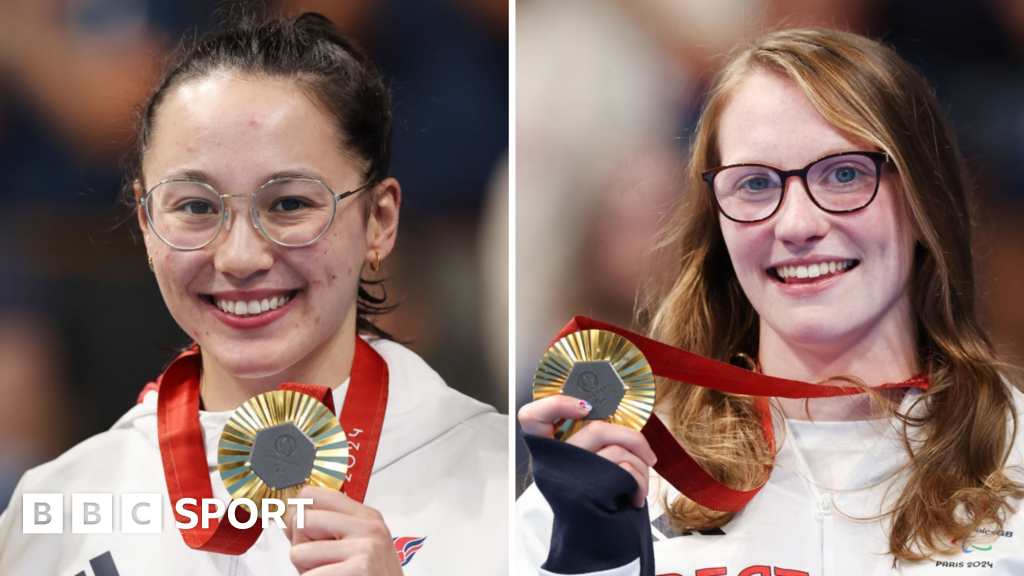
(561, 360, 625, 420)
(249, 422, 316, 490)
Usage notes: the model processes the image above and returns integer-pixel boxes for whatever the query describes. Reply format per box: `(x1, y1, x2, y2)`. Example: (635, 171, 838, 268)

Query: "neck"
(759, 302, 918, 422)
(198, 317, 358, 413)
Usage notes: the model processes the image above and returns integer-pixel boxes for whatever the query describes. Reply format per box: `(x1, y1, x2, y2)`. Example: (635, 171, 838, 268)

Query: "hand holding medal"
(284, 486, 404, 576)
(521, 329, 658, 507)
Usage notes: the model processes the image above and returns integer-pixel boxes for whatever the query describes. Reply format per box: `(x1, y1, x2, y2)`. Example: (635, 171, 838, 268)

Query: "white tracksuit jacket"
(0, 338, 508, 575)
(517, 388, 1024, 576)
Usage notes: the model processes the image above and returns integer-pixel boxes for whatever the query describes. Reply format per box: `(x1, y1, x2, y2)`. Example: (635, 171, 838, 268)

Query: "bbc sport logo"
(22, 493, 313, 534)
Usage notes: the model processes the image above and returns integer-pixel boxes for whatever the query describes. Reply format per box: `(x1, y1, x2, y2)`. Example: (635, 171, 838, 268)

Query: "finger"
(595, 445, 650, 508)
(290, 539, 360, 572)
(294, 542, 401, 576)
(518, 395, 593, 438)
(296, 486, 373, 518)
(300, 563, 368, 576)
(284, 503, 307, 545)
(567, 421, 657, 466)
(297, 509, 392, 542)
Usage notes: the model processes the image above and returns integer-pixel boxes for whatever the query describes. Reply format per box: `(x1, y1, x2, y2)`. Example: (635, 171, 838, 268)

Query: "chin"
(206, 340, 299, 380)
(766, 313, 854, 349)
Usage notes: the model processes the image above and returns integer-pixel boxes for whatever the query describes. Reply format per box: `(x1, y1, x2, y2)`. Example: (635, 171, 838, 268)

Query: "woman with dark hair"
(517, 27, 1024, 575)
(0, 13, 507, 575)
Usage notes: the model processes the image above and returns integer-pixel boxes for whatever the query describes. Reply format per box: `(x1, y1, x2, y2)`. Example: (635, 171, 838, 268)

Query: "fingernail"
(579, 400, 592, 412)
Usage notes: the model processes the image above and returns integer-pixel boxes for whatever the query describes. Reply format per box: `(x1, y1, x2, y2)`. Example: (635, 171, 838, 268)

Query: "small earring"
(370, 251, 380, 272)
(148, 256, 154, 272)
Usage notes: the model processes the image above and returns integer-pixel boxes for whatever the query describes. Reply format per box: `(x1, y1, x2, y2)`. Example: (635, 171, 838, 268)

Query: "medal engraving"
(249, 423, 317, 490)
(561, 361, 625, 419)
(533, 329, 656, 440)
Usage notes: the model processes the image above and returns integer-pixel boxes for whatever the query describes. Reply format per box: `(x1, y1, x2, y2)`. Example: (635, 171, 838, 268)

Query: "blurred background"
(0, 0, 508, 511)
(516, 0, 1024, 495)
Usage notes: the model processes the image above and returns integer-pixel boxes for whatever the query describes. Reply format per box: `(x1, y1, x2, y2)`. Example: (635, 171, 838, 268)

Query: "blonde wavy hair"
(639, 27, 1024, 562)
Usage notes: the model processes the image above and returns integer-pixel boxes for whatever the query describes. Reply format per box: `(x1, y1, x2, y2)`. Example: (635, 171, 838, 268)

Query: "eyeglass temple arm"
(334, 181, 378, 201)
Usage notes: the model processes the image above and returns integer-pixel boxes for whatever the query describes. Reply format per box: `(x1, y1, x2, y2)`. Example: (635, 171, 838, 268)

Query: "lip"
(202, 290, 300, 330)
(771, 270, 848, 297)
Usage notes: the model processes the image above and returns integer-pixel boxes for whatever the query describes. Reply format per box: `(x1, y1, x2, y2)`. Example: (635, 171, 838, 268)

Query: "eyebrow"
(724, 149, 874, 168)
(157, 168, 332, 190)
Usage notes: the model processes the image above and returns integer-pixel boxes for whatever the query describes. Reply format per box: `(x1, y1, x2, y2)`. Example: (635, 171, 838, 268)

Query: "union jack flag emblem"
(393, 536, 427, 566)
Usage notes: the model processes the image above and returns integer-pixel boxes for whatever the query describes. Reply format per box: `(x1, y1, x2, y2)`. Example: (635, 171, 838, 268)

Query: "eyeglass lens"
(145, 178, 337, 249)
(712, 153, 879, 222)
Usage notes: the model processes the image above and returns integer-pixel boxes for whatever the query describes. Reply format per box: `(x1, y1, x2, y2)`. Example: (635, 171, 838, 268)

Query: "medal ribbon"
(152, 336, 389, 554)
(553, 316, 928, 512)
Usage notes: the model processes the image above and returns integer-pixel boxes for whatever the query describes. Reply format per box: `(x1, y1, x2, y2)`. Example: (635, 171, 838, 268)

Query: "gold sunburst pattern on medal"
(533, 329, 656, 440)
(217, 390, 348, 508)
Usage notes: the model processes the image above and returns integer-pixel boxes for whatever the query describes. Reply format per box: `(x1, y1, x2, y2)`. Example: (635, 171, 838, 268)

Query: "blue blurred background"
(0, 0, 509, 511)
(516, 0, 1024, 495)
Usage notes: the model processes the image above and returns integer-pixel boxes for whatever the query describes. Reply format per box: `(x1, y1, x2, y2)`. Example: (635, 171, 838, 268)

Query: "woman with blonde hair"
(518, 27, 1024, 575)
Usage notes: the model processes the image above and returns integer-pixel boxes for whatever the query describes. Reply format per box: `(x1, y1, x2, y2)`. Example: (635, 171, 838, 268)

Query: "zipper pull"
(818, 494, 835, 576)
(818, 493, 832, 518)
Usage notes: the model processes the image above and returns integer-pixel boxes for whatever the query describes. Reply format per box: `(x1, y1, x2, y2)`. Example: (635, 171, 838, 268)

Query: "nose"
(772, 176, 831, 247)
(212, 200, 275, 279)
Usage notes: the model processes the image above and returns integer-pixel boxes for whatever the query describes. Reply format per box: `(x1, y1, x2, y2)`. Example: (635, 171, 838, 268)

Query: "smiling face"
(716, 70, 916, 359)
(139, 73, 397, 387)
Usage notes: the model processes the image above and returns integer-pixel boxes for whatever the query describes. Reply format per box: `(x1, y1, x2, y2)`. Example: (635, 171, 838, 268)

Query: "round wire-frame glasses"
(702, 151, 889, 223)
(139, 177, 376, 250)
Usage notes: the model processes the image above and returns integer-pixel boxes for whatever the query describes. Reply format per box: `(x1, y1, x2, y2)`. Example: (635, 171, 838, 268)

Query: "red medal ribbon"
(148, 337, 389, 554)
(552, 317, 928, 512)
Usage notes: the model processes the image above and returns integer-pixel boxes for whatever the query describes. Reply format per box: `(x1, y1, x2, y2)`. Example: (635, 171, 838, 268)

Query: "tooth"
(786, 266, 795, 277)
(247, 300, 259, 314)
(261, 299, 270, 312)
(270, 296, 278, 310)
(829, 261, 837, 273)
(838, 261, 846, 271)
(796, 265, 808, 278)
(808, 265, 820, 278)
(227, 301, 236, 314)
(820, 263, 830, 275)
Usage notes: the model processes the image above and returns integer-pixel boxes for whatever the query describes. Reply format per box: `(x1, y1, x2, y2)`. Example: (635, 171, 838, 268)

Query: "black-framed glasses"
(139, 178, 375, 250)
(702, 151, 889, 223)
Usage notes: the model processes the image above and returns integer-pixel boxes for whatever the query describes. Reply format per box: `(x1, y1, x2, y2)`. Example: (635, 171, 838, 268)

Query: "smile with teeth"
(771, 260, 858, 283)
(211, 292, 295, 316)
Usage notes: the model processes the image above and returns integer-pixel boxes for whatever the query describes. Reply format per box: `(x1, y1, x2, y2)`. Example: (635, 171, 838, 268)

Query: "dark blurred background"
(0, 0, 509, 511)
(516, 0, 1024, 495)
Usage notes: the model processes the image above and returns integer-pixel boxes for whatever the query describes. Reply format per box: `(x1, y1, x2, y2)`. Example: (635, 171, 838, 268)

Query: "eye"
(832, 166, 859, 183)
(272, 197, 309, 212)
(180, 199, 217, 215)
(741, 177, 772, 191)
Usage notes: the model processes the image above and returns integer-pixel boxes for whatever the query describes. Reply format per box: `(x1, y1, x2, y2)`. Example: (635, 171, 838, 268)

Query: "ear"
(364, 177, 401, 266)
(135, 180, 156, 252)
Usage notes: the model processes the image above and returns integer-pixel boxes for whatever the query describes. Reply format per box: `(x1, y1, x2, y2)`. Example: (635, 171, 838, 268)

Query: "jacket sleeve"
(519, 435, 653, 576)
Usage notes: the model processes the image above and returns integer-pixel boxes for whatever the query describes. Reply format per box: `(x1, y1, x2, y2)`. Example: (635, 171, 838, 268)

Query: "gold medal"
(533, 329, 656, 440)
(217, 390, 348, 507)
